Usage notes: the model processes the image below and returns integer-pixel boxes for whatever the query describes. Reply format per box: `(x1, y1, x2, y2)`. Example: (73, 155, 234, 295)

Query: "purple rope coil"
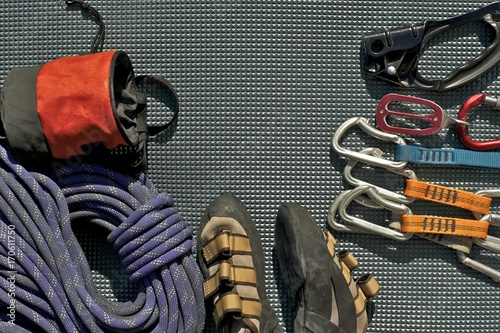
(0, 146, 205, 332)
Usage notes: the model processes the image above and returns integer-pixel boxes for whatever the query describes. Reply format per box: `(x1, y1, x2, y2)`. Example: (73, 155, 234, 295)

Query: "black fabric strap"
(135, 75, 180, 137)
(65, 0, 105, 53)
(123, 75, 178, 172)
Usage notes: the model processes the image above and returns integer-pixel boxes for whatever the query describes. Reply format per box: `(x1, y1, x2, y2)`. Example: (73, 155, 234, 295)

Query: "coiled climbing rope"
(0, 146, 205, 332)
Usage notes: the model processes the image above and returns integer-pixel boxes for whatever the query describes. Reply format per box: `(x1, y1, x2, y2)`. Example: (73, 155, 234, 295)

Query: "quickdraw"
(330, 119, 500, 280)
(331, 147, 493, 239)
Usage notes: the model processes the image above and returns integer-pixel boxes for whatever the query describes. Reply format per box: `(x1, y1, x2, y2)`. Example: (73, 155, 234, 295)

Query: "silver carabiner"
(331, 185, 413, 241)
(457, 251, 500, 282)
(474, 189, 500, 220)
(457, 213, 500, 282)
(327, 188, 384, 234)
(344, 147, 417, 204)
(474, 213, 500, 252)
(331, 117, 408, 171)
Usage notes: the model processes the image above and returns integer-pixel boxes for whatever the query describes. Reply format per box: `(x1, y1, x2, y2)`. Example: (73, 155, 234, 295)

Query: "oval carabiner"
(332, 117, 408, 171)
(457, 93, 500, 150)
(458, 212, 500, 282)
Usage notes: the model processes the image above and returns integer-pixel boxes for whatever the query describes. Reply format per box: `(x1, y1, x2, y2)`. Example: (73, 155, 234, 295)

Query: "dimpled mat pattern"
(1, 0, 500, 332)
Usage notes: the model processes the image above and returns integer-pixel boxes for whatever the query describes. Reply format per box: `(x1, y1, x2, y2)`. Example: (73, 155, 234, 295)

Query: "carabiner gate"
(332, 117, 408, 171)
(329, 185, 414, 241)
(344, 147, 416, 204)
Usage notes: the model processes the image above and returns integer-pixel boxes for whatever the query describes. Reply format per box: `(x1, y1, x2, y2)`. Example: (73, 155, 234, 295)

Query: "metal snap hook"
(456, 250, 500, 282)
(332, 117, 408, 171)
(474, 188, 500, 221)
(474, 214, 500, 253)
(327, 189, 382, 234)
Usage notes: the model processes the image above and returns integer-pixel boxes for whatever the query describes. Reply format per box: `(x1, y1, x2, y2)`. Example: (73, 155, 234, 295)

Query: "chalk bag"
(0, 1, 178, 172)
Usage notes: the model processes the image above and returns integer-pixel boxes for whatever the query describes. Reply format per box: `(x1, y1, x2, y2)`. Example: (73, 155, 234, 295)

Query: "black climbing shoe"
(275, 203, 379, 333)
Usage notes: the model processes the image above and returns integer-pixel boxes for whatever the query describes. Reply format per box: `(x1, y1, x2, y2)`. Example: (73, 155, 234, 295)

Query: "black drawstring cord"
(64, 0, 105, 53)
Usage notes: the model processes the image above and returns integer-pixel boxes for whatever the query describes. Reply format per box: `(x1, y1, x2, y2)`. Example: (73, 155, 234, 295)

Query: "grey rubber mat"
(1, 0, 500, 332)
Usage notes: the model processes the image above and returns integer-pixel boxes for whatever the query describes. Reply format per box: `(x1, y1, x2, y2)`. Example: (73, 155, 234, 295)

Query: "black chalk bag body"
(0, 1, 178, 172)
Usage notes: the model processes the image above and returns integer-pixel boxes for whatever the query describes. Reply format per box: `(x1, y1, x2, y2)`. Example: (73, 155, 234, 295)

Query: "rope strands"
(0, 146, 205, 332)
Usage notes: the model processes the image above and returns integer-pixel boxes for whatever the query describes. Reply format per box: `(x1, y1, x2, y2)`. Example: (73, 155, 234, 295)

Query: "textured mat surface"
(1, 0, 500, 332)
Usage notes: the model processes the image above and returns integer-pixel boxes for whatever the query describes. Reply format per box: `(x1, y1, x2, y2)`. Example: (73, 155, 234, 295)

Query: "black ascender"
(363, 2, 500, 92)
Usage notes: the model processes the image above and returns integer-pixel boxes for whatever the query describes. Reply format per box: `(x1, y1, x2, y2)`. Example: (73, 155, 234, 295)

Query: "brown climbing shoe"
(197, 193, 282, 333)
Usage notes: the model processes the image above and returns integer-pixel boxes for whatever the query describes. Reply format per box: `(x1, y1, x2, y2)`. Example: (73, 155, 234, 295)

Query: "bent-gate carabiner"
(457, 250, 500, 282)
(474, 188, 500, 220)
(327, 189, 383, 234)
(336, 185, 414, 241)
(344, 147, 416, 204)
(332, 117, 408, 171)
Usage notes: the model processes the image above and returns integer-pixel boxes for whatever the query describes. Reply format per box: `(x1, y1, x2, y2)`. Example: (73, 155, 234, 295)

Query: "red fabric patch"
(36, 51, 127, 159)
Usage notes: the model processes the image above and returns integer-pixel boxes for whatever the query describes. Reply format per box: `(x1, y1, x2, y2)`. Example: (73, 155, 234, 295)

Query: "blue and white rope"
(0, 146, 205, 332)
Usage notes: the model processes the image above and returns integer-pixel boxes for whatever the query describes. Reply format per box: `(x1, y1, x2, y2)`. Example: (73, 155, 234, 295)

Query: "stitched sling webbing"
(0, 145, 205, 333)
(404, 179, 492, 215)
(401, 215, 490, 238)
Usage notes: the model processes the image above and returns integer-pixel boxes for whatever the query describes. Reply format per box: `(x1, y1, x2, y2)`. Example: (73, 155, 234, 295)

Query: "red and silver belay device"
(0, 1, 178, 172)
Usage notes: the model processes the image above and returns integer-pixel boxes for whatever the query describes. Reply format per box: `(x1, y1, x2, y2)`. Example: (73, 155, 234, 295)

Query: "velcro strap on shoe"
(354, 286, 368, 317)
(401, 215, 489, 238)
(338, 250, 359, 271)
(203, 261, 257, 298)
(357, 274, 380, 298)
(202, 232, 252, 263)
(340, 261, 351, 284)
(404, 179, 491, 215)
(214, 292, 261, 328)
(324, 229, 337, 257)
